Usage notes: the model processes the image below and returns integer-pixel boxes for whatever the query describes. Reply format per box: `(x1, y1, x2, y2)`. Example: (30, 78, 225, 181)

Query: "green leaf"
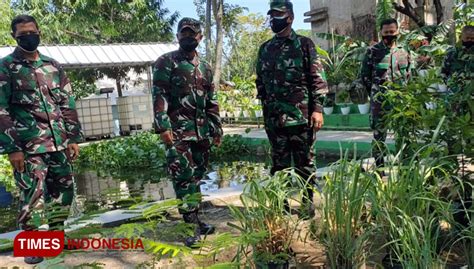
(316, 46, 330, 59)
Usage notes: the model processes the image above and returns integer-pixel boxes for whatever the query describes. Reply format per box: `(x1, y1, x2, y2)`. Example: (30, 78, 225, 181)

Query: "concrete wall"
(308, 0, 376, 48)
(307, 0, 455, 49)
(351, 0, 376, 17)
(309, 0, 352, 48)
(417, 0, 454, 25)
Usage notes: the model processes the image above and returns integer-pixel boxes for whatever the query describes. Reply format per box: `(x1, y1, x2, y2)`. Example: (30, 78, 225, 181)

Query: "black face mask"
(462, 41, 474, 49)
(16, 34, 40, 52)
(271, 16, 290, 34)
(382, 35, 398, 45)
(179, 37, 199, 52)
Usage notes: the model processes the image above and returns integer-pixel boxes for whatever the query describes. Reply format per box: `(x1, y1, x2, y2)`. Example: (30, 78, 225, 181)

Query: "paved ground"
(80, 126, 393, 148)
(223, 126, 394, 143)
(0, 192, 327, 268)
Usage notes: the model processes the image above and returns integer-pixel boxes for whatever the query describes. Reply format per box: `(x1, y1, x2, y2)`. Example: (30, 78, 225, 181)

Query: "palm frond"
(376, 0, 394, 29)
(205, 263, 240, 269)
(144, 239, 191, 258)
(315, 32, 348, 43)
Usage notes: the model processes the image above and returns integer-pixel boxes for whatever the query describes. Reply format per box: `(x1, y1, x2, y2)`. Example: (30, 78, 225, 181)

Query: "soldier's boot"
(199, 221, 215, 235)
(375, 157, 386, 178)
(283, 198, 291, 213)
(183, 211, 215, 248)
(298, 187, 316, 220)
(183, 211, 201, 248)
(24, 256, 44, 264)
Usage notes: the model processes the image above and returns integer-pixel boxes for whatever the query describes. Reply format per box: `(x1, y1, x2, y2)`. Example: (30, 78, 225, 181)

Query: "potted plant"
(250, 99, 262, 118)
(229, 170, 307, 268)
(254, 107, 263, 118)
(315, 32, 368, 116)
(316, 154, 374, 269)
(238, 96, 252, 118)
(219, 110, 227, 118)
(373, 144, 451, 269)
(253, 102, 263, 118)
(323, 94, 335, 115)
(348, 80, 370, 115)
(233, 109, 242, 119)
(357, 102, 370, 115)
(337, 89, 351, 115)
(217, 91, 230, 119)
(0, 156, 15, 207)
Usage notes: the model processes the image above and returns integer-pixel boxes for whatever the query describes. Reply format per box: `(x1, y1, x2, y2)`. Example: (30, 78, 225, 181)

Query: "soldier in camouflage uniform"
(358, 18, 412, 171)
(441, 25, 473, 227)
(441, 26, 474, 93)
(256, 0, 328, 218)
(152, 18, 222, 247)
(0, 15, 82, 264)
(441, 25, 473, 155)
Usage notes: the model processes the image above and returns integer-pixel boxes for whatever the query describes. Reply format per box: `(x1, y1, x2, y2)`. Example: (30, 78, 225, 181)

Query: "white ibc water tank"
(117, 95, 154, 134)
(76, 98, 114, 139)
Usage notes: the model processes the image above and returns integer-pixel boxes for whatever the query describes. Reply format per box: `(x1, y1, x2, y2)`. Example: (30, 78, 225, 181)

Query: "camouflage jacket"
(0, 48, 83, 155)
(441, 46, 473, 91)
(359, 41, 412, 94)
(256, 30, 328, 128)
(152, 49, 222, 141)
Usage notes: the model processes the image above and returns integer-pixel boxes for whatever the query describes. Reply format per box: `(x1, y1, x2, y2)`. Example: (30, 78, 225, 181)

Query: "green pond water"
(0, 154, 338, 234)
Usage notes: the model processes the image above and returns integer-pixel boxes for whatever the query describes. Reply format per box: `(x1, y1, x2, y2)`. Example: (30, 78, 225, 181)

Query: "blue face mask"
(271, 15, 290, 34)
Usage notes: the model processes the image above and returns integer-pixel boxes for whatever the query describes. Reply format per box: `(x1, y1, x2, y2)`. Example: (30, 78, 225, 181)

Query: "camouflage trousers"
(165, 139, 211, 213)
(370, 94, 388, 168)
(14, 150, 74, 231)
(370, 113, 387, 168)
(265, 124, 316, 202)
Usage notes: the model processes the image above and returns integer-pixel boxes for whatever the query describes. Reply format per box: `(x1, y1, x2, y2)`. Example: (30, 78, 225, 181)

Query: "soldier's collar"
(178, 47, 196, 59)
(12, 47, 53, 64)
(378, 41, 403, 50)
(462, 46, 474, 53)
(178, 47, 200, 65)
(273, 29, 297, 41)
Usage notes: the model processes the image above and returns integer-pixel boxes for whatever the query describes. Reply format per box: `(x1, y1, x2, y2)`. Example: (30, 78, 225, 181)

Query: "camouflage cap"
(178, 17, 202, 33)
(267, 0, 293, 15)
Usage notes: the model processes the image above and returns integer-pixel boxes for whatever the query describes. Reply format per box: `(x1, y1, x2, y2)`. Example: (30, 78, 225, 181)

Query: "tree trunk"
(392, 0, 426, 28)
(212, 0, 224, 90)
(205, 0, 212, 61)
(413, 0, 425, 27)
(433, 0, 444, 24)
(116, 77, 123, 97)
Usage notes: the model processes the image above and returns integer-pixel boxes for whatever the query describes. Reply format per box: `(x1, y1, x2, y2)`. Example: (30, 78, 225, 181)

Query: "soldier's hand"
(9, 151, 25, 173)
(160, 131, 174, 146)
(67, 143, 80, 161)
(417, 55, 431, 64)
(213, 136, 222, 147)
(310, 112, 324, 132)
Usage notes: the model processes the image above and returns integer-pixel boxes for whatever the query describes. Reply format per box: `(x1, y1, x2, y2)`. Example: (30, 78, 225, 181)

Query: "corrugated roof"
(0, 43, 179, 69)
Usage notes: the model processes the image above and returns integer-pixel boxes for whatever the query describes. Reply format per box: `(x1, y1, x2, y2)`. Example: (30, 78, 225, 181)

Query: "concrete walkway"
(223, 126, 394, 154)
(223, 126, 394, 143)
(78, 126, 394, 150)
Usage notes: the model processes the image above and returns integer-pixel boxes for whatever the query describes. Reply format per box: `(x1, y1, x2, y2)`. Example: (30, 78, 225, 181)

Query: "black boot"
(183, 211, 216, 248)
(199, 221, 215, 235)
(183, 211, 201, 248)
(184, 233, 200, 248)
(24, 256, 44, 264)
(283, 198, 291, 213)
(298, 187, 315, 220)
